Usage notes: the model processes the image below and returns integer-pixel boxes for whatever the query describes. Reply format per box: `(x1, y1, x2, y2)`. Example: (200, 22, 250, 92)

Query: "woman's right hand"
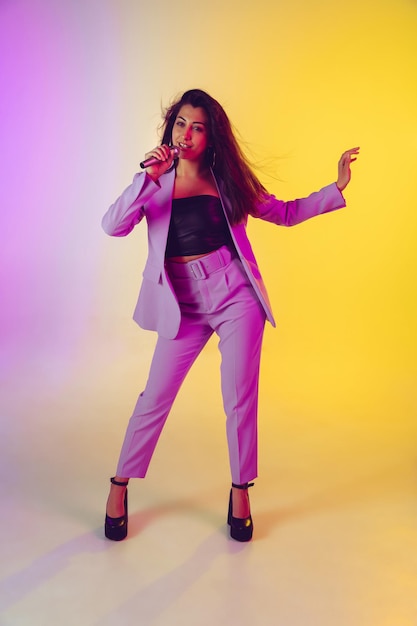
(144, 144, 175, 181)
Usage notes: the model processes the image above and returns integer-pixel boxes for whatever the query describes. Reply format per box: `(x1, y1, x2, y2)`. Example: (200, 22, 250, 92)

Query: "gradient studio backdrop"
(1, 0, 416, 493)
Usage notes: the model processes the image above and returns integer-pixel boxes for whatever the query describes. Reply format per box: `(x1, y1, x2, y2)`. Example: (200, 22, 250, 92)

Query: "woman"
(102, 88, 359, 542)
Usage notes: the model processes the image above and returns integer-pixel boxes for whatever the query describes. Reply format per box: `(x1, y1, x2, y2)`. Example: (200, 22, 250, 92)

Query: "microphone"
(140, 145, 180, 169)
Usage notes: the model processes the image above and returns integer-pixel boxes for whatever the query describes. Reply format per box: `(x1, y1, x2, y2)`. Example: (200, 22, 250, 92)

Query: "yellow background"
(1, 0, 415, 505)
(97, 0, 417, 448)
(1, 0, 417, 623)
(0, 0, 417, 626)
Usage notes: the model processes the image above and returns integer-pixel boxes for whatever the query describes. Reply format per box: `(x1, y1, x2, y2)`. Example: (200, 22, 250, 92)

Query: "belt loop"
(219, 246, 228, 266)
(215, 248, 223, 267)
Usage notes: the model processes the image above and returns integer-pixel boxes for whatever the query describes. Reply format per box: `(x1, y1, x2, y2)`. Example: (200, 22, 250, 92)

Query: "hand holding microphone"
(140, 145, 180, 180)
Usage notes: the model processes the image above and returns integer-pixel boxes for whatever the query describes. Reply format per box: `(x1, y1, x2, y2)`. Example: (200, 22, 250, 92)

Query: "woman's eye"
(175, 120, 184, 127)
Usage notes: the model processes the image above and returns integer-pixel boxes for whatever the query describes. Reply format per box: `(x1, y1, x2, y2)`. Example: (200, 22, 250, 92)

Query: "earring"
(208, 147, 216, 169)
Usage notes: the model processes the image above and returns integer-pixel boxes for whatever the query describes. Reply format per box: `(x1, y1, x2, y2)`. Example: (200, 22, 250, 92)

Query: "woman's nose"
(183, 126, 192, 140)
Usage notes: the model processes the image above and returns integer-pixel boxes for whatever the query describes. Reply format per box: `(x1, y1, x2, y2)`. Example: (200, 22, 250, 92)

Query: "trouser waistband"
(165, 246, 236, 280)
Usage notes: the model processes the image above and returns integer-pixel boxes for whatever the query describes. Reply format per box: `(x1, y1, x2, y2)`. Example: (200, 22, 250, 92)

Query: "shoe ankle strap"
(232, 482, 254, 490)
(110, 477, 129, 487)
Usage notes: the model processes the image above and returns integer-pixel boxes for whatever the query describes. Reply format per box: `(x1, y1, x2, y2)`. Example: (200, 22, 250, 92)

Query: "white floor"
(1, 331, 417, 626)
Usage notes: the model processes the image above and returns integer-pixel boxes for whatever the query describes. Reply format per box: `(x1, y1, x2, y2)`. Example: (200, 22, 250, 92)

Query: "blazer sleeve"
(256, 182, 346, 227)
(102, 172, 161, 237)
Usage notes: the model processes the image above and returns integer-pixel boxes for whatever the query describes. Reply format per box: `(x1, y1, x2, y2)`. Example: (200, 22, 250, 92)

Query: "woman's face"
(172, 104, 210, 163)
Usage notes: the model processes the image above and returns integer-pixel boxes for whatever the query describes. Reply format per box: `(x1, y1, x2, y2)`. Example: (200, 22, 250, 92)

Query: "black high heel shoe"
(105, 477, 128, 541)
(227, 482, 254, 542)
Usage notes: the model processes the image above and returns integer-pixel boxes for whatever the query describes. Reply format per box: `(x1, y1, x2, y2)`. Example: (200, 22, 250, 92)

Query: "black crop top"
(165, 195, 233, 258)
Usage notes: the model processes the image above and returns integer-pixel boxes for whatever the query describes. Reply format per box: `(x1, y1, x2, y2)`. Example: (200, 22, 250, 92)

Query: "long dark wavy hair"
(160, 89, 267, 225)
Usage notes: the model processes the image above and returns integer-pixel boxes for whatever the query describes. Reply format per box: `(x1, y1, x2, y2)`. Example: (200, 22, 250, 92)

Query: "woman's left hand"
(336, 147, 360, 191)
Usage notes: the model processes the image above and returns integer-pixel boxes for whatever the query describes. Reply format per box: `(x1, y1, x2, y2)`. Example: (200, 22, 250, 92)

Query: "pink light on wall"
(0, 0, 123, 377)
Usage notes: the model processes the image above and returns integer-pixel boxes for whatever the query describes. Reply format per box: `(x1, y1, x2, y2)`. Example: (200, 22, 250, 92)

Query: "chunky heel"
(227, 482, 254, 542)
(105, 477, 129, 541)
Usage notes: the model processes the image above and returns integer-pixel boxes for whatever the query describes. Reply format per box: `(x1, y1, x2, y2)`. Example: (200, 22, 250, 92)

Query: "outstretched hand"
(336, 147, 360, 192)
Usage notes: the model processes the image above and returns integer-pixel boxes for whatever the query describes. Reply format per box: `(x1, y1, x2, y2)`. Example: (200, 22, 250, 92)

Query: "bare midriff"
(167, 252, 213, 263)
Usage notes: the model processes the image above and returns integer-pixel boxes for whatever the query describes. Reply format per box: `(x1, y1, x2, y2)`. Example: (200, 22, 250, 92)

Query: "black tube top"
(165, 195, 233, 258)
